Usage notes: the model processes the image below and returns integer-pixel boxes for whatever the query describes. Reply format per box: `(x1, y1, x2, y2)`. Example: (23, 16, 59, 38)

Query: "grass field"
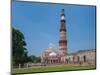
(12, 65, 96, 74)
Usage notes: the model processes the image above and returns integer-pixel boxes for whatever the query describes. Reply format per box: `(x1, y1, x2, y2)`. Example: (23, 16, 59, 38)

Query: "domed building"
(41, 47, 61, 64)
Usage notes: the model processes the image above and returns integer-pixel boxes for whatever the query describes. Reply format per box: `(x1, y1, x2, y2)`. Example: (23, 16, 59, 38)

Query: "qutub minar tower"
(59, 9, 67, 57)
(41, 9, 68, 64)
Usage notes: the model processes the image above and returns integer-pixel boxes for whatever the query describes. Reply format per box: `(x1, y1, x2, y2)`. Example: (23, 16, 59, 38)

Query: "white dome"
(49, 52, 57, 56)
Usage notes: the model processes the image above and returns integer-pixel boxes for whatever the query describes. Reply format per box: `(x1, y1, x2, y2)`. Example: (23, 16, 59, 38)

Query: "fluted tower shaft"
(59, 9, 67, 56)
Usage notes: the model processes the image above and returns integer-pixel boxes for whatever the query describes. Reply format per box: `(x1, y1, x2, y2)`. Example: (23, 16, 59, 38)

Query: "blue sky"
(12, 1, 96, 56)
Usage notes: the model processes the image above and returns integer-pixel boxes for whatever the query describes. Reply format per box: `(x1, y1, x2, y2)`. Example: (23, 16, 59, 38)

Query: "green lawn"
(12, 65, 96, 74)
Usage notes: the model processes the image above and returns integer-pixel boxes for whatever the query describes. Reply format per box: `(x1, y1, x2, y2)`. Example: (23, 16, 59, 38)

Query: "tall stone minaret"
(59, 9, 67, 57)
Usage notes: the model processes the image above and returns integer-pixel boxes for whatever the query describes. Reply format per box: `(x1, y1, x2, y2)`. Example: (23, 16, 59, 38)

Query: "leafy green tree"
(12, 28, 28, 67)
(36, 56, 41, 63)
(28, 55, 41, 63)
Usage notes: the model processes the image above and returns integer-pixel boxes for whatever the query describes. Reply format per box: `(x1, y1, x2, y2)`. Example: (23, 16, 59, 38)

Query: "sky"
(12, 1, 96, 56)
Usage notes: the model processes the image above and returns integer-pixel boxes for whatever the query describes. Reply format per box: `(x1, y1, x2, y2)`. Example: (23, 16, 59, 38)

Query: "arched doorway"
(83, 55, 86, 62)
(77, 56, 80, 63)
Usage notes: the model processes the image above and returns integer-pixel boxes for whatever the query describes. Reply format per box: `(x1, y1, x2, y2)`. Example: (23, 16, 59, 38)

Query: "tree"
(28, 55, 41, 63)
(36, 56, 41, 63)
(12, 28, 28, 67)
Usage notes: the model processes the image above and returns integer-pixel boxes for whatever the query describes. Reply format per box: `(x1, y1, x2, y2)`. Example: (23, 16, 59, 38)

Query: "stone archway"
(77, 56, 80, 63)
(83, 55, 86, 62)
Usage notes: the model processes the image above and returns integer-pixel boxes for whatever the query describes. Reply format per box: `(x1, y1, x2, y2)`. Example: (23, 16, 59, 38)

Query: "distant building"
(65, 49, 96, 65)
(41, 9, 96, 66)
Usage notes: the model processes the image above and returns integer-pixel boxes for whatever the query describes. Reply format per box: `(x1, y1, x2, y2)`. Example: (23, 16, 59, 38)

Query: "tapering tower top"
(61, 9, 65, 20)
(60, 9, 66, 32)
(61, 9, 64, 15)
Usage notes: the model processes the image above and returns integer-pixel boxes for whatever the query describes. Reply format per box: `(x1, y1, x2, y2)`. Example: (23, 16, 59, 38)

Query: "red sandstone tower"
(59, 9, 67, 57)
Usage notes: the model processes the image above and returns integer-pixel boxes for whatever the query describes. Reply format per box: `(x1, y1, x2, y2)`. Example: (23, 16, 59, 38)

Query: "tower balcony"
(60, 29, 66, 32)
(59, 40, 67, 43)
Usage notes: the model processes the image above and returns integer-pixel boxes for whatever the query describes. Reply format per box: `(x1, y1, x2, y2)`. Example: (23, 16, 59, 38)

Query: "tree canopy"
(12, 27, 41, 67)
(12, 28, 28, 66)
(28, 55, 41, 63)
